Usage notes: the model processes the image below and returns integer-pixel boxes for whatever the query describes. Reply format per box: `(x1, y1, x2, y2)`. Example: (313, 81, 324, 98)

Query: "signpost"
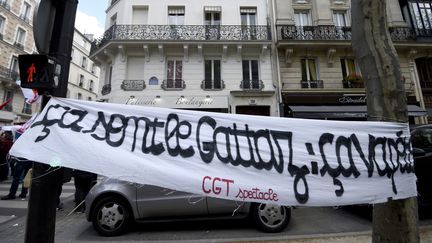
(22, 1, 78, 242)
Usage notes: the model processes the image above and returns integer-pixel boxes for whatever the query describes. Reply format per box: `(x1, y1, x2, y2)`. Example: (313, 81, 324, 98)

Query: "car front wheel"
(251, 203, 291, 233)
(92, 196, 131, 236)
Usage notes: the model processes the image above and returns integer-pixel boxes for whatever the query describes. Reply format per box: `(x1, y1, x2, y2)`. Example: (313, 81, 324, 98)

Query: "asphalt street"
(0, 178, 431, 243)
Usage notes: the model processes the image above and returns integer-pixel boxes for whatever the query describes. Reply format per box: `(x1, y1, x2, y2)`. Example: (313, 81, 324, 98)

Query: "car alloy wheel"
(92, 196, 131, 236)
(252, 203, 291, 233)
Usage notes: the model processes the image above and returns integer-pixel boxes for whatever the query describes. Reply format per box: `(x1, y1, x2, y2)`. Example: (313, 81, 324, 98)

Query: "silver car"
(85, 178, 291, 236)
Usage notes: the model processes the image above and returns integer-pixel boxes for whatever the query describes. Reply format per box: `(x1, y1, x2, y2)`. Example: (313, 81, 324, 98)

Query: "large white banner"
(10, 98, 417, 206)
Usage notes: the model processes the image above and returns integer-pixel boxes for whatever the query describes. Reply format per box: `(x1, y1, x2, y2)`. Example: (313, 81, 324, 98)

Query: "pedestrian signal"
(18, 54, 54, 90)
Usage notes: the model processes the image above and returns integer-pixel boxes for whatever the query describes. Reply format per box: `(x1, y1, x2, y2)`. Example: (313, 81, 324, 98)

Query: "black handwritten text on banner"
(10, 98, 417, 206)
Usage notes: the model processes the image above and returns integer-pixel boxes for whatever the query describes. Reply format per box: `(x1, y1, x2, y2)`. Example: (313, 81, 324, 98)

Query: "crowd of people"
(0, 130, 97, 212)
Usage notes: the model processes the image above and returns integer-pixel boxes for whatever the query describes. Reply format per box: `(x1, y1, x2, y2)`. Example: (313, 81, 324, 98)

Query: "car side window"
(411, 128, 432, 150)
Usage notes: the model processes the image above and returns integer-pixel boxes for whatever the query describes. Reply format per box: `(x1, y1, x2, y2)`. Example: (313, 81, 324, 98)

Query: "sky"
(75, 0, 107, 38)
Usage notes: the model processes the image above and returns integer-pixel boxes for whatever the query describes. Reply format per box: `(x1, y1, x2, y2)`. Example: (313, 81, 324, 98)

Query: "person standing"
(1, 157, 32, 200)
(0, 132, 13, 181)
(73, 169, 97, 212)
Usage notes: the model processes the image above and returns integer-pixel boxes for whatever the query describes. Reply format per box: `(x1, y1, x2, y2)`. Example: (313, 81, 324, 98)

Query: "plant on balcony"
(345, 72, 364, 88)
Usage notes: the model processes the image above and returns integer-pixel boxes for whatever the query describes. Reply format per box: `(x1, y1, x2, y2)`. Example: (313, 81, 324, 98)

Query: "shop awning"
(288, 105, 427, 119)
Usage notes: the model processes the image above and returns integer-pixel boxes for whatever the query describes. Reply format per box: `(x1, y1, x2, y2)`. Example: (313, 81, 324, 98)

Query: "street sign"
(18, 54, 54, 90)
(33, 0, 56, 54)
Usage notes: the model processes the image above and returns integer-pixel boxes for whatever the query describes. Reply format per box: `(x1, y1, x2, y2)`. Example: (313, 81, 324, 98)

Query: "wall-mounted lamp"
(156, 95, 161, 99)
(180, 95, 185, 98)
(206, 95, 210, 98)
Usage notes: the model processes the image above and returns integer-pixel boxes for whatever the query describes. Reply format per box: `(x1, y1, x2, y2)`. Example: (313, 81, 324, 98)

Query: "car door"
(135, 185, 207, 218)
(206, 197, 247, 215)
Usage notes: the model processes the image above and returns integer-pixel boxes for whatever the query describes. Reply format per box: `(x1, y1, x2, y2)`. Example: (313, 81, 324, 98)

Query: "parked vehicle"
(410, 124, 432, 210)
(85, 178, 291, 236)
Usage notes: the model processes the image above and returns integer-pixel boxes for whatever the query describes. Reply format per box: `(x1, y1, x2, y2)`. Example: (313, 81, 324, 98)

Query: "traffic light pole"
(25, 1, 78, 242)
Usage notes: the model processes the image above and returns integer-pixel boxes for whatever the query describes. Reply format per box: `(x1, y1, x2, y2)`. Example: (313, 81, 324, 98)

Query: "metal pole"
(25, 1, 78, 242)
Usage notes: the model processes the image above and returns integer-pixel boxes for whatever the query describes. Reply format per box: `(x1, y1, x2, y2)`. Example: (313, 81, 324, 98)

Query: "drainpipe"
(267, 0, 284, 117)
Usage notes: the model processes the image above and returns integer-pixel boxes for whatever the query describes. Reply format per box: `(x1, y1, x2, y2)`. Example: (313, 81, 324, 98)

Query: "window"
(333, 11, 348, 27)
(204, 6, 221, 40)
(204, 59, 222, 89)
(88, 97, 92, 101)
(20, 2, 31, 22)
(3, 90, 13, 111)
(0, 16, 5, 39)
(242, 60, 260, 89)
(78, 74, 84, 87)
(340, 58, 357, 79)
(10, 56, 19, 80)
(168, 6, 185, 25)
(15, 28, 26, 48)
(240, 7, 257, 40)
(410, 1, 432, 34)
(110, 14, 117, 27)
(301, 58, 322, 88)
(77, 93, 82, 100)
(81, 57, 87, 69)
(91, 63, 96, 74)
(301, 58, 318, 81)
(294, 10, 312, 26)
(166, 60, 183, 89)
(22, 101, 31, 114)
(89, 80, 94, 91)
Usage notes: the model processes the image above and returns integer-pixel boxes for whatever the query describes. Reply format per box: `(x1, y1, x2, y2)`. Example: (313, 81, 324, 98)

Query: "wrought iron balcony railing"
(281, 26, 352, 40)
(161, 79, 186, 90)
(121, 80, 146, 91)
(301, 80, 324, 89)
(101, 84, 111, 95)
(240, 80, 264, 90)
(91, 24, 271, 54)
(0, 65, 18, 81)
(281, 25, 420, 42)
(201, 80, 225, 90)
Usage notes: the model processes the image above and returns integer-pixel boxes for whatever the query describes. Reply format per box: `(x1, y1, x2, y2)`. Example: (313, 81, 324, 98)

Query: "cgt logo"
(202, 176, 234, 196)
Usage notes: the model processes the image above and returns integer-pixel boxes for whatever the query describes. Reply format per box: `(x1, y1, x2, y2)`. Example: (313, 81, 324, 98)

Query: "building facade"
(91, 0, 277, 116)
(0, 0, 39, 125)
(92, 0, 432, 123)
(68, 29, 100, 101)
(273, 0, 431, 123)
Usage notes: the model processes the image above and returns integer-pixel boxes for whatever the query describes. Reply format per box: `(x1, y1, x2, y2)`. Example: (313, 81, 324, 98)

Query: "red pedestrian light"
(18, 54, 54, 91)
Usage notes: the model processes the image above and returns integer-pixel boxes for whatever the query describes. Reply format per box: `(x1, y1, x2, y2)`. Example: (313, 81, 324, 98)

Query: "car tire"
(91, 196, 131, 236)
(251, 203, 291, 233)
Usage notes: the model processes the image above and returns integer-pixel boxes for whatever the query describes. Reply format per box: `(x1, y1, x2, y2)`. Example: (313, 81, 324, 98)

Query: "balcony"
(201, 80, 225, 90)
(280, 25, 419, 42)
(301, 80, 324, 89)
(101, 84, 111, 95)
(91, 24, 271, 54)
(281, 26, 352, 41)
(0, 65, 18, 82)
(121, 80, 146, 91)
(240, 80, 264, 90)
(161, 79, 185, 90)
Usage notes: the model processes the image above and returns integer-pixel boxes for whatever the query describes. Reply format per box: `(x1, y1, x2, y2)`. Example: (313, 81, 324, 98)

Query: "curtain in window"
(308, 59, 317, 81)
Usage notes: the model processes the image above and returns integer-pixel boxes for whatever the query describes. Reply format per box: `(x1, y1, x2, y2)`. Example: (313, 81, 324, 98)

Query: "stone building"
(273, 0, 431, 123)
(91, 0, 277, 116)
(68, 29, 100, 102)
(0, 0, 38, 125)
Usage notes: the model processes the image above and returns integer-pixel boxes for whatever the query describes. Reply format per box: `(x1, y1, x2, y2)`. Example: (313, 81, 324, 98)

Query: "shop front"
(282, 93, 427, 123)
(123, 95, 229, 113)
